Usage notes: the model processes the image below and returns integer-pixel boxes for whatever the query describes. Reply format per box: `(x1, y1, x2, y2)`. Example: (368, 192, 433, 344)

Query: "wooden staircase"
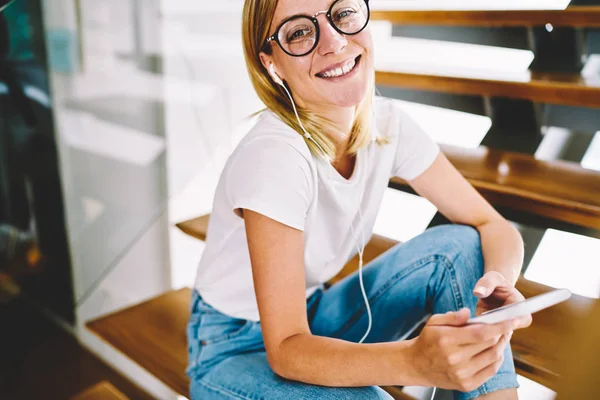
(84, 5, 600, 400)
(372, 5, 600, 109)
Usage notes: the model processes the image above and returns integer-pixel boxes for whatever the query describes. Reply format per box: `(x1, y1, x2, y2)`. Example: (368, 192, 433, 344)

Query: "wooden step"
(69, 381, 130, 400)
(175, 215, 210, 242)
(375, 69, 600, 109)
(370, 6, 600, 28)
(390, 144, 600, 231)
(87, 289, 191, 397)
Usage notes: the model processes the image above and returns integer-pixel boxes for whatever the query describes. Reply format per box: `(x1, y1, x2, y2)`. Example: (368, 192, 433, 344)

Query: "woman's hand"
(473, 271, 532, 330)
(408, 309, 516, 392)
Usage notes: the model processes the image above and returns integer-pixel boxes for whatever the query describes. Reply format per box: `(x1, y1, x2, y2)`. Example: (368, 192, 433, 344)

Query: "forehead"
(272, 0, 334, 25)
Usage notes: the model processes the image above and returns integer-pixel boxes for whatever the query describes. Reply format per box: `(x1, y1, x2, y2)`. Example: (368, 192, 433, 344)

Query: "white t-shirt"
(194, 96, 440, 321)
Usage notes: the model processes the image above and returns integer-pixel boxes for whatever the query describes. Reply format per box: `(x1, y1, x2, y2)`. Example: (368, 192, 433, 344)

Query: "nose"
(317, 16, 347, 56)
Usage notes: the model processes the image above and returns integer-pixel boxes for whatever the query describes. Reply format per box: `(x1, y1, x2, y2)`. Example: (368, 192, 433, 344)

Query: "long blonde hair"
(242, 0, 381, 160)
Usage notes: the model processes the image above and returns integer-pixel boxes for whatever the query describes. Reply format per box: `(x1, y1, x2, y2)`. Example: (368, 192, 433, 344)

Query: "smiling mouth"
(316, 55, 362, 79)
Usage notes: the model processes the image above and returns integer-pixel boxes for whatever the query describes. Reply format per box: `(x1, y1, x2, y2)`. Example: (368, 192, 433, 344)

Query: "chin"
(328, 85, 368, 108)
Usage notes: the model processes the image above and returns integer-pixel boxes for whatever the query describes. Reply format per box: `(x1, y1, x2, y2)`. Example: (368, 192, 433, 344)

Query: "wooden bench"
(87, 214, 595, 398)
(391, 144, 600, 231)
(375, 69, 600, 109)
(370, 7, 600, 28)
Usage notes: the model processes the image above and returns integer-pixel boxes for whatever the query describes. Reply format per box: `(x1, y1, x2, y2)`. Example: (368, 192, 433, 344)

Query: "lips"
(316, 55, 362, 78)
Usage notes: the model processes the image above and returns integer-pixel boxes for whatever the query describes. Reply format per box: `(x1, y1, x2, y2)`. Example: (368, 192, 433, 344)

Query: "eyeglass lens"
(277, 0, 368, 56)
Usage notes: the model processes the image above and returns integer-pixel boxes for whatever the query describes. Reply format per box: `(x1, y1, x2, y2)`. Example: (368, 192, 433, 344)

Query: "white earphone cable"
(280, 82, 330, 160)
(349, 206, 372, 344)
(280, 79, 372, 344)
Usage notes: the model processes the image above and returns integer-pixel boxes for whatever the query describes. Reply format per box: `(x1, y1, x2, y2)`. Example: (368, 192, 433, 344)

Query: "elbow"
(266, 348, 294, 380)
(265, 334, 303, 380)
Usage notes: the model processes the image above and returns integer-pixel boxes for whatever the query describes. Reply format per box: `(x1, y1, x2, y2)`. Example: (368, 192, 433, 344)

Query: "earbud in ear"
(269, 64, 284, 87)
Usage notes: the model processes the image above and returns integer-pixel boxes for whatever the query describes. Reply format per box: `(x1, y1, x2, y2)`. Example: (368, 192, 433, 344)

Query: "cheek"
(280, 57, 313, 84)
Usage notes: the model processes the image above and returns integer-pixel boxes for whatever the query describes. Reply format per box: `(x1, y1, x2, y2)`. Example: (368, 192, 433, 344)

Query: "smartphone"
(466, 288, 572, 325)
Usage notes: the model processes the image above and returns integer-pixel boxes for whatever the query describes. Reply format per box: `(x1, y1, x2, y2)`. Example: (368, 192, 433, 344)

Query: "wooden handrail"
(390, 145, 600, 231)
(370, 7, 600, 28)
(375, 70, 600, 109)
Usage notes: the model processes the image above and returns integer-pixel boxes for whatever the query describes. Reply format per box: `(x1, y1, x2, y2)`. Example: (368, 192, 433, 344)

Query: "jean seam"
(202, 320, 255, 345)
(437, 254, 464, 311)
(198, 378, 262, 400)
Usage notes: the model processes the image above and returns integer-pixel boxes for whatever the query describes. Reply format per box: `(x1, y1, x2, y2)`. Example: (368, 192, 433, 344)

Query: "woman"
(187, 1, 532, 399)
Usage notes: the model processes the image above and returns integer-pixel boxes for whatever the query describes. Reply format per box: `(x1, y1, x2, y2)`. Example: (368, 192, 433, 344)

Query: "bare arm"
(409, 153, 524, 284)
(243, 209, 417, 387)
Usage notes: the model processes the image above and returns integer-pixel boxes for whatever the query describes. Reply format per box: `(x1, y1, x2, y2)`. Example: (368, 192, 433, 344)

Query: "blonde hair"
(242, 0, 382, 160)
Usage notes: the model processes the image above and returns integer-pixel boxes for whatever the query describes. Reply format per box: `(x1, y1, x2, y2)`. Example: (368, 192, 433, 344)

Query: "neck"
(316, 105, 356, 160)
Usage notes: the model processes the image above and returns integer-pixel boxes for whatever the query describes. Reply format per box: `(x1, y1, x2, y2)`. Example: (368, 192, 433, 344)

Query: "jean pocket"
(196, 312, 253, 345)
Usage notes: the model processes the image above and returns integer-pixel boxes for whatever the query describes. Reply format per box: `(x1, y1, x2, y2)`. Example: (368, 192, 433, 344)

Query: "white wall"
(40, 0, 258, 398)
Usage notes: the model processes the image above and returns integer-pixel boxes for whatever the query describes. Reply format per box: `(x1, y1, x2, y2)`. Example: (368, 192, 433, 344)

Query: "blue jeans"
(187, 225, 519, 399)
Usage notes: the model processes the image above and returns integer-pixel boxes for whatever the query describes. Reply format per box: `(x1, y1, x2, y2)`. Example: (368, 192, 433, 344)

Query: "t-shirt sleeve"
(391, 103, 441, 181)
(226, 138, 313, 231)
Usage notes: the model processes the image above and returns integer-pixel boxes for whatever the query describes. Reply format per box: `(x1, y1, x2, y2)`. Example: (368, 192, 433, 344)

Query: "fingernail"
(474, 286, 487, 296)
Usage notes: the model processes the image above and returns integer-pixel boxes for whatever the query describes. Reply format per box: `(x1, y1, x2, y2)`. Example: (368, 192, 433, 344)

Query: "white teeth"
(320, 58, 357, 78)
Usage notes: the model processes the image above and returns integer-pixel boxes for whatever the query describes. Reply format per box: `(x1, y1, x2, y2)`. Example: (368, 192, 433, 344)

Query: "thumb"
(427, 308, 471, 327)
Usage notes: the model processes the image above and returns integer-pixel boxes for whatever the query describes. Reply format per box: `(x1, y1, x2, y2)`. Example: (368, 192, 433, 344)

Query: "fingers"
(451, 334, 510, 392)
(516, 313, 533, 330)
(427, 308, 471, 327)
(458, 333, 505, 359)
(448, 319, 517, 346)
(473, 271, 507, 298)
(468, 334, 510, 373)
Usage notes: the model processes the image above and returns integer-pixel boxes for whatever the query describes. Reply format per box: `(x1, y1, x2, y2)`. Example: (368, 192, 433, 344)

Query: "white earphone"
(269, 62, 372, 344)
(269, 64, 284, 86)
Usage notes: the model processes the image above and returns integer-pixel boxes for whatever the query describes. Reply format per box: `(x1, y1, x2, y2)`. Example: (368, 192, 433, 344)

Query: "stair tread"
(371, 6, 600, 28)
(87, 290, 191, 397)
(69, 381, 130, 400)
(375, 68, 600, 109)
(388, 144, 600, 230)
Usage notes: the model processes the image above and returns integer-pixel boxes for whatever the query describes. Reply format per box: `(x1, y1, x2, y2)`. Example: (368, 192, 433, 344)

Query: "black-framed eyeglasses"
(263, 0, 370, 57)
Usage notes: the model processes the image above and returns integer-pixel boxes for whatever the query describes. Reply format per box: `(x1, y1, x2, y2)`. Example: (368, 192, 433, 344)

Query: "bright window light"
(370, 0, 571, 11)
(535, 126, 572, 161)
(374, 189, 438, 243)
(581, 131, 600, 172)
(391, 99, 491, 148)
(517, 375, 556, 400)
(582, 54, 600, 82)
(525, 229, 600, 299)
(376, 37, 534, 82)
(61, 111, 166, 166)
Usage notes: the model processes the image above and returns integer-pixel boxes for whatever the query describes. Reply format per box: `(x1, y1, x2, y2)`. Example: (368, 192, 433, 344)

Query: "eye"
(287, 27, 313, 42)
(335, 8, 356, 20)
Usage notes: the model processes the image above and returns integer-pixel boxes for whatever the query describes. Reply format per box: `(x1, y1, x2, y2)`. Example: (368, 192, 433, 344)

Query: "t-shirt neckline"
(318, 145, 366, 185)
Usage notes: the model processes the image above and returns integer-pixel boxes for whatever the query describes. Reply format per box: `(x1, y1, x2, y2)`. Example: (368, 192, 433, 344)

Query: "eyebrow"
(272, 0, 337, 31)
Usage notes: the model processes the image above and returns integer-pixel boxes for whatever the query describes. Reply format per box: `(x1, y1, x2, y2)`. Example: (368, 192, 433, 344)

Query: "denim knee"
(432, 224, 484, 277)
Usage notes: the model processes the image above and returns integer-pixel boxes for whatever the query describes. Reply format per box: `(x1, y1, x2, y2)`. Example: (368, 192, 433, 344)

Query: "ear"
(259, 52, 273, 74)
(260, 52, 284, 81)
